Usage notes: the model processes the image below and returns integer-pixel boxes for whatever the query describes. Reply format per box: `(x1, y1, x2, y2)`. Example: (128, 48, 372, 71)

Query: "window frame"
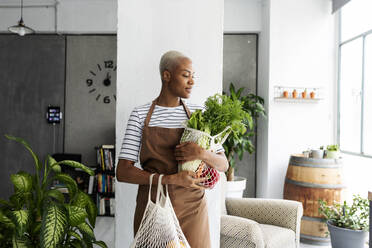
(337, 12, 372, 158)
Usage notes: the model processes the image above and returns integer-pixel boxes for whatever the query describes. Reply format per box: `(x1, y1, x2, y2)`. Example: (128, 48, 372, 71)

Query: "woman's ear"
(163, 70, 171, 83)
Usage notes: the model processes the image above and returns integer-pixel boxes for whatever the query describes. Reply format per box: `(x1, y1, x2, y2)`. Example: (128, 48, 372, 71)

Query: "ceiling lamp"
(8, 0, 35, 36)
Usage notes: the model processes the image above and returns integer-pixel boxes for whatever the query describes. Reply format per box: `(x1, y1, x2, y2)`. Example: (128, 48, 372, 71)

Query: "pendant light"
(8, 0, 35, 36)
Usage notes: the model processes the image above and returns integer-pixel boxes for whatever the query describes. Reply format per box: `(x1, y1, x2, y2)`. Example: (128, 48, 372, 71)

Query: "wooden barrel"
(283, 154, 345, 245)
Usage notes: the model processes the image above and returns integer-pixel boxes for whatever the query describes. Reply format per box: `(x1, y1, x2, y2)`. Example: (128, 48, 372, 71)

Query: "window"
(338, 0, 372, 156)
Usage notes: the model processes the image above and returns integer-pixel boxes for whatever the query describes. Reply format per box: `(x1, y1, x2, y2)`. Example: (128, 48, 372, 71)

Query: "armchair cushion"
(225, 198, 303, 247)
(220, 214, 264, 248)
(260, 224, 296, 248)
(226, 198, 302, 233)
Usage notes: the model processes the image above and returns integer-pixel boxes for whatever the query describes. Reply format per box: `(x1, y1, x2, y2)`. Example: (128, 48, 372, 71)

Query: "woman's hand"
(166, 171, 208, 189)
(174, 141, 205, 164)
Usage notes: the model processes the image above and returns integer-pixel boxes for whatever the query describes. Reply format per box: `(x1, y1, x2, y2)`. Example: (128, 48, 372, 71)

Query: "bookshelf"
(91, 145, 116, 217)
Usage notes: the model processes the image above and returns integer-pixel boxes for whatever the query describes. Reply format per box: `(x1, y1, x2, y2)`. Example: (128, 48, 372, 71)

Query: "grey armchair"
(220, 174, 303, 248)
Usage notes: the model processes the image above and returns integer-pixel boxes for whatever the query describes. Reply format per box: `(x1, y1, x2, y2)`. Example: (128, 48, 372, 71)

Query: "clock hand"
(103, 72, 111, 87)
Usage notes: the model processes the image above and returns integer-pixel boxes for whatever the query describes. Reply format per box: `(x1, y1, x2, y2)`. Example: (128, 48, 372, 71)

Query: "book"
(100, 148, 105, 171)
(110, 198, 115, 215)
(88, 176, 94, 194)
(100, 197, 105, 215)
(102, 144, 115, 149)
(105, 198, 111, 215)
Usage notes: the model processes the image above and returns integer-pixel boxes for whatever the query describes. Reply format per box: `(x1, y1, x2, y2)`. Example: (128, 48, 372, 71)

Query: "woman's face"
(167, 58, 195, 98)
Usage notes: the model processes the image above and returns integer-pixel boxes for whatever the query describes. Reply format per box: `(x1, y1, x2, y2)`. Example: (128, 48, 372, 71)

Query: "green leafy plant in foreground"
(318, 194, 369, 231)
(0, 135, 107, 248)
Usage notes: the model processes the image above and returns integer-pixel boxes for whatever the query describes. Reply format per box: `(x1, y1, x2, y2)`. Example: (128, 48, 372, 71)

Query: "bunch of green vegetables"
(186, 94, 250, 143)
(0, 135, 107, 248)
(180, 94, 250, 172)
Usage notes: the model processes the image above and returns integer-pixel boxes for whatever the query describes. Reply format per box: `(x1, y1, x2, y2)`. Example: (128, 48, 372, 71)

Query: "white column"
(116, 1, 224, 247)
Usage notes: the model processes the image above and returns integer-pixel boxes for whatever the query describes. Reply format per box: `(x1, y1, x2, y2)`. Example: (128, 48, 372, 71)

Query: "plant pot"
(327, 221, 368, 248)
(325, 150, 340, 159)
(310, 149, 324, 159)
(226, 176, 246, 198)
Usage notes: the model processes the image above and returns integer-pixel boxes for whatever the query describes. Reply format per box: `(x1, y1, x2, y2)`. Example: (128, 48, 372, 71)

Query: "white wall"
(115, 0, 224, 247)
(0, 0, 117, 33)
(257, 0, 337, 198)
(257, 0, 271, 198)
(224, 0, 261, 33)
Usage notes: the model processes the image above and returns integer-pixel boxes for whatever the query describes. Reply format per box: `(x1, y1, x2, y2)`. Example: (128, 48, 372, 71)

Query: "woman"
(116, 50, 229, 248)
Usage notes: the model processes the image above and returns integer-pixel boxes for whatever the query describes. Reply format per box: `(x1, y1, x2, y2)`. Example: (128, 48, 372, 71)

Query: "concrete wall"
(0, 35, 65, 200)
(65, 35, 116, 166)
(115, 0, 224, 247)
(0, 0, 117, 33)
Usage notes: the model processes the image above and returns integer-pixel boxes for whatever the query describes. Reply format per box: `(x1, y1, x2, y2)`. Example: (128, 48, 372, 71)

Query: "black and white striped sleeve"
(118, 108, 143, 162)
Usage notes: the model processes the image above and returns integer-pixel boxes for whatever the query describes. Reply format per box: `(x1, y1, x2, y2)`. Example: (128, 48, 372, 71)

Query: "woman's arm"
(174, 142, 229, 172)
(116, 159, 208, 188)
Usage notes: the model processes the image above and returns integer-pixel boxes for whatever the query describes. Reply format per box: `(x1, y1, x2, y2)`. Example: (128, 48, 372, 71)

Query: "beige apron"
(133, 98, 211, 248)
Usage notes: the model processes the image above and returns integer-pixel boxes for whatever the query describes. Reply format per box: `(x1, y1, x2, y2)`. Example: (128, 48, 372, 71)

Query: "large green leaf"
(40, 202, 68, 248)
(53, 174, 78, 198)
(68, 230, 82, 241)
(9, 193, 25, 209)
(31, 221, 41, 236)
(10, 172, 33, 193)
(72, 191, 97, 228)
(12, 235, 28, 248)
(46, 189, 65, 203)
(9, 210, 29, 236)
(93, 240, 108, 248)
(0, 198, 13, 208)
(57, 160, 94, 176)
(47, 155, 61, 173)
(77, 223, 95, 242)
(70, 239, 83, 248)
(66, 205, 87, 227)
(5, 135, 41, 171)
(0, 210, 15, 228)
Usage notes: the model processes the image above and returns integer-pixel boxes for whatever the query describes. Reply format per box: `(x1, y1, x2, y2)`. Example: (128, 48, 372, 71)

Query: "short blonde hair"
(159, 50, 188, 80)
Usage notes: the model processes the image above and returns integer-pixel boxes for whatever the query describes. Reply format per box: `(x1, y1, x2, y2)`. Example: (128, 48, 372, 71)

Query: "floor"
(300, 241, 369, 248)
(300, 243, 330, 248)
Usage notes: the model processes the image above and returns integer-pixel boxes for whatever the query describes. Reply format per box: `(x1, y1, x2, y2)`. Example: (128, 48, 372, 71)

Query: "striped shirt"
(119, 101, 225, 162)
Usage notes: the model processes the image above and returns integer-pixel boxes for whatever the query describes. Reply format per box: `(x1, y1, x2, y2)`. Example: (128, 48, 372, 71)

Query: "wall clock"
(86, 60, 117, 104)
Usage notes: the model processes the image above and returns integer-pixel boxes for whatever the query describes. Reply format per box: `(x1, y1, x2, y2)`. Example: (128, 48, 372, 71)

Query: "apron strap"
(180, 98, 191, 119)
(144, 99, 157, 127)
(145, 97, 191, 127)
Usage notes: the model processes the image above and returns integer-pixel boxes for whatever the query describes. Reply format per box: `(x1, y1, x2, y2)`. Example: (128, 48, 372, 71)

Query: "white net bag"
(130, 174, 190, 248)
(179, 125, 231, 188)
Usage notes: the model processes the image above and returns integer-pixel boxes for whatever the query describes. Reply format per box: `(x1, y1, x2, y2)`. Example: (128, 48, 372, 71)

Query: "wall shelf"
(274, 97, 323, 103)
(274, 86, 324, 103)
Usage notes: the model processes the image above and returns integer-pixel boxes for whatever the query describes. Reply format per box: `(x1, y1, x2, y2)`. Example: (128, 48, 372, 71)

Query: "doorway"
(223, 34, 258, 197)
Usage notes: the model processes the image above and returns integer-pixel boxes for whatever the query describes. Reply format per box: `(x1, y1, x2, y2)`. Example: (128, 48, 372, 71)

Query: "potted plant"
(222, 83, 265, 197)
(310, 146, 325, 159)
(0, 135, 107, 248)
(318, 195, 369, 248)
(325, 144, 340, 159)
